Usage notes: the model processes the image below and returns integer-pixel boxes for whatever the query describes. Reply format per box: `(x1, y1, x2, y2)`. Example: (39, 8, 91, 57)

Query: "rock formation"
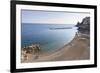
(76, 17, 90, 35)
(21, 44, 41, 61)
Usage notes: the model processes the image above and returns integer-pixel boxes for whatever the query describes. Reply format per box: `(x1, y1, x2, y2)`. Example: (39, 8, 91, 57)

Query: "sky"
(21, 10, 90, 25)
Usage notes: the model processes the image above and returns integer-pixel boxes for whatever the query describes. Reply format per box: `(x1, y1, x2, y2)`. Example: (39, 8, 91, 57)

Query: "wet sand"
(21, 33, 90, 63)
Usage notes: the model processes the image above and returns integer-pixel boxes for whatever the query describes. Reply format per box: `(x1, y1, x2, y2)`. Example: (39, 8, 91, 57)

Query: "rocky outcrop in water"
(21, 44, 41, 61)
(22, 44, 40, 54)
(76, 17, 90, 35)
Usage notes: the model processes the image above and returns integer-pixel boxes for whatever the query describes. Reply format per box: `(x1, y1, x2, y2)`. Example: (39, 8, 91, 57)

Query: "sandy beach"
(21, 33, 90, 63)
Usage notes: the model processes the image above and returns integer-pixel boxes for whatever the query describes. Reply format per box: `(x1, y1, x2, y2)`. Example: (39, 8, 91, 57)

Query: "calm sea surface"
(21, 23, 78, 52)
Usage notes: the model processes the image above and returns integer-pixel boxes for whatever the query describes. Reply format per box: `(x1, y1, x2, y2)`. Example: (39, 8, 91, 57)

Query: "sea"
(21, 23, 78, 52)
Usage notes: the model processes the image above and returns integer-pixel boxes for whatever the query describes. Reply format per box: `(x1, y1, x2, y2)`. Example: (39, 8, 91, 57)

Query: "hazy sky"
(21, 10, 90, 24)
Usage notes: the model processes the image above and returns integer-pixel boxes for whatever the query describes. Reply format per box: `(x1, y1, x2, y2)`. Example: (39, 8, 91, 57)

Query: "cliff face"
(76, 17, 90, 34)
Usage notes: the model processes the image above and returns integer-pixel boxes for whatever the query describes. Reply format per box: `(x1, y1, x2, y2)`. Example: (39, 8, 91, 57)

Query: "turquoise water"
(21, 23, 78, 52)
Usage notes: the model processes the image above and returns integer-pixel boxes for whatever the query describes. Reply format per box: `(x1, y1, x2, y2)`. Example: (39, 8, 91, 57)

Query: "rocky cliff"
(76, 17, 90, 34)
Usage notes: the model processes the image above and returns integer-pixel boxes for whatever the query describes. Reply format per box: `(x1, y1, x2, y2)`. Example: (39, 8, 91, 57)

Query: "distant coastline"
(49, 27, 73, 30)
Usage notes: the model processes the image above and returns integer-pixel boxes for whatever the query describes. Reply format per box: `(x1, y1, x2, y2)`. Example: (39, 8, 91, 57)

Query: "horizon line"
(21, 22, 76, 25)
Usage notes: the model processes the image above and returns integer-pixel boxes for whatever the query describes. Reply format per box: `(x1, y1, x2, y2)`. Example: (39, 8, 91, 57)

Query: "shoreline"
(21, 33, 90, 63)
